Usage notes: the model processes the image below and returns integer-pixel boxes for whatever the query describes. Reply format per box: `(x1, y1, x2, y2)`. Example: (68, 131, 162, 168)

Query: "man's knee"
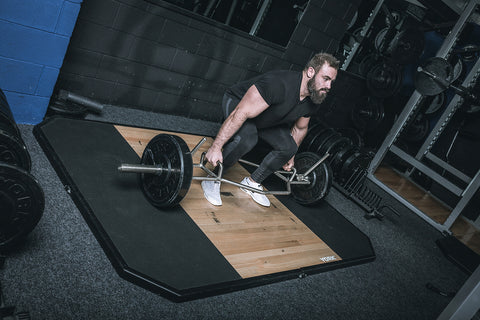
(237, 133, 258, 151)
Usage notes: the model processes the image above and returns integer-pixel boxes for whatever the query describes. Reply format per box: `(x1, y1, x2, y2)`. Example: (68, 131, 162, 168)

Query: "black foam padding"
(34, 117, 241, 296)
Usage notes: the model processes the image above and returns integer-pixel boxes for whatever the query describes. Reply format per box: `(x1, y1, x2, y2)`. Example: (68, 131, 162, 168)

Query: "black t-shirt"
(226, 70, 316, 128)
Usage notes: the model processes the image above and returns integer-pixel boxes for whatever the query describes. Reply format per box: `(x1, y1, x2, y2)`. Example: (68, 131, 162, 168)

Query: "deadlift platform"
(34, 117, 375, 302)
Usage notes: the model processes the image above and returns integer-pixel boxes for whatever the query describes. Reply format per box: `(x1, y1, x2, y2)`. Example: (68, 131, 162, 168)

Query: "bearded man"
(202, 52, 339, 207)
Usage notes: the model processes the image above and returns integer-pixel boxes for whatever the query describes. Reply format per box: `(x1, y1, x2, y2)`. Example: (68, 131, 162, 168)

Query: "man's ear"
(307, 67, 315, 78)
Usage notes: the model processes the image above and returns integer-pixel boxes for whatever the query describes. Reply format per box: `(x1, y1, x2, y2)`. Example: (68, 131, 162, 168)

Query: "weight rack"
(366, 0, 480, 233)
(333, 165, 399, 221)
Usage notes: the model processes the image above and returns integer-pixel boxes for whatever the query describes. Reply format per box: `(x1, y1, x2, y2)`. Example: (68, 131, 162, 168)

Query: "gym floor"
(0, 105, 471, 319)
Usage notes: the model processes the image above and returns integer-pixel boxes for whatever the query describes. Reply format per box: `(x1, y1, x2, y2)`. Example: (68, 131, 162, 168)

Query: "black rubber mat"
(34, 117, 375, 301)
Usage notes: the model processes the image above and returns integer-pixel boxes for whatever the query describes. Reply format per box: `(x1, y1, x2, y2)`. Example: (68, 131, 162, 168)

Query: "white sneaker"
(240, 177, 271, 207)
(201, 180, 222, 206)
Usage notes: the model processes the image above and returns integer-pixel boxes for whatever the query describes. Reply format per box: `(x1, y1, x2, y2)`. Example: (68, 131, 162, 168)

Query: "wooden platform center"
(115, 125, 342, 278)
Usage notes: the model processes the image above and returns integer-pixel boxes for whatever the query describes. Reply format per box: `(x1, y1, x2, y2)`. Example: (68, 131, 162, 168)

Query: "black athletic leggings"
(221, 94, 298, 184)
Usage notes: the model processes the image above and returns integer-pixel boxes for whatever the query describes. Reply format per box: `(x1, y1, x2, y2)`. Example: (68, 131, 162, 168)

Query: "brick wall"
(56, 0, 361, 123)
(0, 0, 82, 124)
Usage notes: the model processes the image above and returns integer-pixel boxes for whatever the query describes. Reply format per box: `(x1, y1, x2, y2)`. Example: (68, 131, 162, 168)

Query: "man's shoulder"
(263, 69, 300, 77)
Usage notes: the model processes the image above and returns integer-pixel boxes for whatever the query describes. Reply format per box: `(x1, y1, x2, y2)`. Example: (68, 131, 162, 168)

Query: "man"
(202, 52, 339, 207)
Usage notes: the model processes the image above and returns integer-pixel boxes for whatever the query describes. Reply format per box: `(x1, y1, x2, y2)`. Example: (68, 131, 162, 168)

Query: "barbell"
(118, 134, 333, 208)
(415, 57, 480, 112)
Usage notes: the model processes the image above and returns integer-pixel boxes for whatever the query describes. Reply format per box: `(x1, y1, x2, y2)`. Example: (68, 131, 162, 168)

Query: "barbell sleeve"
(118, 164, 178, 174)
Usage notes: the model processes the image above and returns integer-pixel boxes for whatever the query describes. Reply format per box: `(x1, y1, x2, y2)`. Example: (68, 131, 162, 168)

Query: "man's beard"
(307, 78, 328, 104)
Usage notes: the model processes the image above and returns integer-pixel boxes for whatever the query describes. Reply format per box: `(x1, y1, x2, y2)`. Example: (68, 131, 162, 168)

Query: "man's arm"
(205, 85, 269, 166)
(291, 116, 310, 146)
(283, 116, 310, 171)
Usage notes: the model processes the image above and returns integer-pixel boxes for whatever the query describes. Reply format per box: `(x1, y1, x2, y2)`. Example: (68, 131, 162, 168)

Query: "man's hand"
(283, 156, 295, 171)
(205, 146, 223, 167)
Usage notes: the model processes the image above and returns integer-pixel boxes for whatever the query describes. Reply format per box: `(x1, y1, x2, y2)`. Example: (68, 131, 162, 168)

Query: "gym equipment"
(351, 96, 385, 131)
(47, 90, 105, 118)
(318, 135, 352, 162)
(57, 90, 104, 114)
(298, 122, 325, 152)
(366, 61, 402, 98)
(403, 113, 430, 142)
(290, 152, 332, 206)
(453, 44, 480, 62)
(118, 134, 333, 208)
(137, 134, 193, 208)
(0, 163, 44, 252)
(450, 56, 464, 82)
(47, 100, 88, 118)
(423, 92, 445, 115)
(330, 144, 359, 176)
(0, 89, 21, 138)
(0, 130, 31, 172)
(0, 89, 31, 171)
(387, 28, 425, 65)
(415, 57, 480, 107)
(308, 128, 336, 154)
(338, 151, 374, 184)
(336, 127, 363, 148)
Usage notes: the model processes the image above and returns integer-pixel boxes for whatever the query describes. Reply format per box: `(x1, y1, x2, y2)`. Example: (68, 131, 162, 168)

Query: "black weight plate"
(0, 90, 20, 137)
(374, 27, 390, 52)
(299, 122, 325, 152)
(351, 96, 385, 131)
(331, 144, 358, 177)
(403, 114, 429, 142)
(450, 56, 464, 82)
(48, 100, 88, 117)
(0, 129, 31, 171)
(298, 123, 319, 152)
(338, 152, 361, 183)
(0, 113, 20, 138)
(366, 62, 402, 98)
(459, 44, 479, 62)
(0, 88, 7, 104)
(389, 28, 425, 65)
(414, 57, 452, 96)
(317, 132, 341, 156)
(424, 92, 445, 115)
(0, 162, 44, 251)
(359, 53, 381, 77)
(323, 136, 352, 163)
(309, 128, 335, 154)
(336, 127, 363, 148)
(291, 152, 332, 206)
(139, 134, 193, 208)
(339, 151, 373, 183)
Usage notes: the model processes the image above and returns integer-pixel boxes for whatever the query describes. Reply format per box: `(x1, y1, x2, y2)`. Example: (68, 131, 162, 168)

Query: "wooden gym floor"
(375, 166, 480, 255)
(115, 125, 342, 278)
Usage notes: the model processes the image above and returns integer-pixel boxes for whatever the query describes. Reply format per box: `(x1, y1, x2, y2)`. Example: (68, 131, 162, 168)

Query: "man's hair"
(304, 52, 340, 72)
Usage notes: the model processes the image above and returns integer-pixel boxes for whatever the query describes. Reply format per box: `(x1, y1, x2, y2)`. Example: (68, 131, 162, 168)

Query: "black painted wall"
(54, 0, 360, 122)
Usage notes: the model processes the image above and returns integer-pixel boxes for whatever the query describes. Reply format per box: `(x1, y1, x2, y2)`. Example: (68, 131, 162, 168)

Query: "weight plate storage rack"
(366, 0, 480, 234)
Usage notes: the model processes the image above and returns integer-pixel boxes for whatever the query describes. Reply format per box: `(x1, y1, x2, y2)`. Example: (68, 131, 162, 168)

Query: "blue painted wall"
(0, 0, 82, 124)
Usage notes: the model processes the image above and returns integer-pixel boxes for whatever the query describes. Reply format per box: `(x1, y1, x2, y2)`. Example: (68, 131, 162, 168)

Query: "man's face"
(308, 63, 337, 104)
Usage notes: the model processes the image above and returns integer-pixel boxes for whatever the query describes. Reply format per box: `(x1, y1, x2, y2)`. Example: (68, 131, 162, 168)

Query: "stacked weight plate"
(0, 89, 31, 171)
(300, 121, 388, 218)
(0, 88, 44, 252)
(299, 122, 373, 186)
